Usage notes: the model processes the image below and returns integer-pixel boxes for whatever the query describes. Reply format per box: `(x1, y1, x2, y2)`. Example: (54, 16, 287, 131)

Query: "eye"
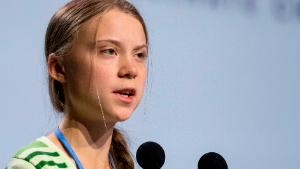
(101, 48, 116, 56)
(136, 52, 148, 60)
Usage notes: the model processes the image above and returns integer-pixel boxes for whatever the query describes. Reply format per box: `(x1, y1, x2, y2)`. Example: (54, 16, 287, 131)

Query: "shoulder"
(6, 158, 36, 169)
(6, 137, 76, 169)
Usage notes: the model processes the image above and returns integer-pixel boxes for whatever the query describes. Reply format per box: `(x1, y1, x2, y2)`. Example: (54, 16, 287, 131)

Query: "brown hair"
(45, 0, 148, 168)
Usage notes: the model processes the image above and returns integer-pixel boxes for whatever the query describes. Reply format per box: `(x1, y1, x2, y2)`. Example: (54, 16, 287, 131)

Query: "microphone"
(136, 141, 165, 169)
(198, 152, 228, 169)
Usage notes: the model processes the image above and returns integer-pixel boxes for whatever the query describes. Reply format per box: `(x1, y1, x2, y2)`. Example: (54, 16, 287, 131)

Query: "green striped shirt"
(6, 137, 76, 169)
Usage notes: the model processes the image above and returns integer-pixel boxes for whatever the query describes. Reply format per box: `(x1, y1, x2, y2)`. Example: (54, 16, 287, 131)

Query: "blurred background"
(1, 0, 299, 168)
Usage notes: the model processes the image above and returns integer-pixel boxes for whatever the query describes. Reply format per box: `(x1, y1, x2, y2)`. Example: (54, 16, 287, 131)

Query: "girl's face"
(63, 9, 147, 124)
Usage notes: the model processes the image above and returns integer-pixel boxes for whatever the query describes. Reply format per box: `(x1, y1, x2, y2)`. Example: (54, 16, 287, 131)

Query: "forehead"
(75, 9, 146, 46)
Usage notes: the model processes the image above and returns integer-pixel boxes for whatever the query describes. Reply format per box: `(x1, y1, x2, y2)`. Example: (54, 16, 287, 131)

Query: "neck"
(58, 112, 115, 169)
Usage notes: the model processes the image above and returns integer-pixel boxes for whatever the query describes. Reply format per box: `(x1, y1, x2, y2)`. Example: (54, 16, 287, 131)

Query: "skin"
(47, 9, 147, 169)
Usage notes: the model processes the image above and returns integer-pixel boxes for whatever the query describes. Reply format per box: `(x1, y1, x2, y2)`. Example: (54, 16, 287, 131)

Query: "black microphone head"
(136, 141, 165, 169)
(198, 152, 228, 169)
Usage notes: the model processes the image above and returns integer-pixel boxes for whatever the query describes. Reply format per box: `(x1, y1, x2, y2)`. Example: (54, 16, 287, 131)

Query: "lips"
(113, 88, 136, 97)
(113, 88, 136, 104)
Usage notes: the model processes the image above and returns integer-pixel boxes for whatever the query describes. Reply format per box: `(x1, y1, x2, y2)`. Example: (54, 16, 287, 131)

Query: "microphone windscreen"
(198, 152, 228, 169)
(136, 141, 165, 169)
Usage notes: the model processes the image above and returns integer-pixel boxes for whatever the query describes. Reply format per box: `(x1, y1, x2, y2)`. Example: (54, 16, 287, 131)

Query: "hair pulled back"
(45, 0, 148, 168)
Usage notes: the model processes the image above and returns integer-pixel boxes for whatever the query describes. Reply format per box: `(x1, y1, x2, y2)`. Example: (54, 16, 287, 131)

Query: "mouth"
(113, 88, 136, 104)
(113, 88, 136, 97)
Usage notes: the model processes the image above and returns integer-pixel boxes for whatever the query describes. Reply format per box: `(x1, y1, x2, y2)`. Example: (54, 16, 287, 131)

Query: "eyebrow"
(96, 39, 148, 51)
(133, 44, 148, 52)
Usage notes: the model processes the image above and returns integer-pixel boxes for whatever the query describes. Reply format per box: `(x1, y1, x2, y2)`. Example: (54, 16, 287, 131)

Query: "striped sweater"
(6, 137, 76, 169)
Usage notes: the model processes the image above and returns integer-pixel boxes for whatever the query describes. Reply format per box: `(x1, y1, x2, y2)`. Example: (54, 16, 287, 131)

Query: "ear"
(48, 53, 66, 83)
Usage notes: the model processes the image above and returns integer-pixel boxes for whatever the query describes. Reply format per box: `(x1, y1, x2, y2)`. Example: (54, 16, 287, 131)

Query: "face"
(62, 9, 148, 124)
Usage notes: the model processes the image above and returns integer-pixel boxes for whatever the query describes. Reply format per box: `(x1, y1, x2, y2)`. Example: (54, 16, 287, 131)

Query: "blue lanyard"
(54, 128, 117, 169)
(55, 128, 84, 169)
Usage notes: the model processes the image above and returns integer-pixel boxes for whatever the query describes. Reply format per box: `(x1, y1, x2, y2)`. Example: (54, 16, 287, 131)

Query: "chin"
(116, 112, 133, 122)
(106, 102, 139, 122)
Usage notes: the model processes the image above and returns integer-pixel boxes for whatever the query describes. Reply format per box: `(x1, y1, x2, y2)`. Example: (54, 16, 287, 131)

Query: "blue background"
(1, 0, 300, 168)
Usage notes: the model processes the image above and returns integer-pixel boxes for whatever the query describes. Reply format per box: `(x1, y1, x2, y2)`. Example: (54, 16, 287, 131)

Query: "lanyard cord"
(55, 128, 116, 169)
(55, 128, 84, 169)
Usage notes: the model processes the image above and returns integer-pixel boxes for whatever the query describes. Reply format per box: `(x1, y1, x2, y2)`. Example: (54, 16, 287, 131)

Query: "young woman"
(6, 0, 148, 168)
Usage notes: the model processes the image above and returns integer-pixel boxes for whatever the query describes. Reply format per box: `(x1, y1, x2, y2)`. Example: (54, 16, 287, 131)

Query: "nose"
(118, 56, 137, 79)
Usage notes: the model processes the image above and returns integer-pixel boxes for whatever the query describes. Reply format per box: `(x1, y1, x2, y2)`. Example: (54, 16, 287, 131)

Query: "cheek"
(90, 66, 115, 89)
(67, 74, 91, 103)
(64, 44, 98, 83)
(140, 65, 147, 84)
(138, 66, 147, 94)
(64, 59, 93, 95)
